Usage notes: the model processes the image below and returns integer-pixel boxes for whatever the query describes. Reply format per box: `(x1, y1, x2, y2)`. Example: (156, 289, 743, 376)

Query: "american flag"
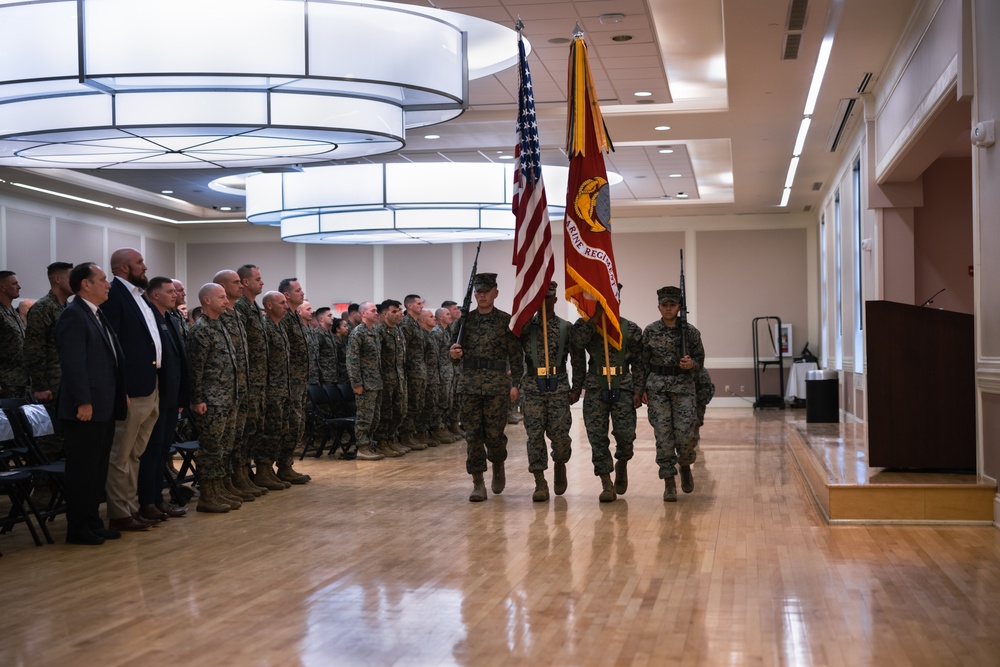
(509, 31, 554, 337)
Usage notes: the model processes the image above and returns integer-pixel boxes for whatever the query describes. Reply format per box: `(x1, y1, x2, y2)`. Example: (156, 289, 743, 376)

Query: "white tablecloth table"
(785, 361, 818, 401)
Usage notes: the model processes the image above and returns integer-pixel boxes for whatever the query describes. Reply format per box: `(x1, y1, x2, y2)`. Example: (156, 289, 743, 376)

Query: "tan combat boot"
(229, 472, 259, 500)
(469, 473, 487, 502)
(432, 426, 455, 444)
(553, 461, 568, 495)
(242, 465, 268, 495)
(448, 420, 465, 438)
(376, 440, 402, 458)
(401, 432, 427, 451)
(491, 461, 505, 494)
(421, 431, 439, 447)
(532, 471, 549, 502)
(663, 476, 677, 502)
(253, 462, 288, 491)
(680, 464, 694, 493)
(599, 473, 617, 502)
(206, 478, 241, 510)
(220, 476, 250, 503)
(354, 443, 385, 461)
(277, 463, 310, 484)
(614, 459, 629, 495)
(196, 479, 231, 513)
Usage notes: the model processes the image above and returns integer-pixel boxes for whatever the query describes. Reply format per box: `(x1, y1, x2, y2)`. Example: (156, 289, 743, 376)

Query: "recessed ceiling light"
(498, 155, 514, 160)
(658, 148, 674, 154)
(161, 189, 173, 194)
(548, 37, 571, 44)
(424, 134, 440, 140)
(634, 91, 652, 97)
(669, 173, 682, 177)
(676, 192, 689, 198)
(599, 13, 625, 24)
(612, 35, 633, 42)
(655, 125, 671, 131)
(220, 206, 232, 211)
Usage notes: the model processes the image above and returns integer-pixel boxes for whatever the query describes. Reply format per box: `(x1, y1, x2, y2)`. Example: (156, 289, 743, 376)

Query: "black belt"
(463, 358, 507, 371)
(650, 364, 684, 376)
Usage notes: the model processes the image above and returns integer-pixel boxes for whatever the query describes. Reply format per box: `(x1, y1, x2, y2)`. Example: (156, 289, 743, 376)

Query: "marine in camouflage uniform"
(450, 273, 523, 502)
(278, 278, 312, 483)
(234, 266, 270, 493)
(375, 299, 409, 457)
(518, 282, 584, 501)
(571, 304, 645, 502)
(257, 291, 295, 490)
(0, 271, 28, 399)
(433, 308, 457, 440)
(346, 301, 383, 458)
(399, 295, 429, 447)
(220, 308, 252, 496)
(186, 287, 240, 512)
(316, 318, 341, 385)
(640, 285, 705, 502)
(420, 309, 449, 443)
(23, 264, 73, 477)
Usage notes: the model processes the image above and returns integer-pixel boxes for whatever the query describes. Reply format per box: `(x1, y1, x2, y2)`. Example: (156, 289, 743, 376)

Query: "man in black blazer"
(137, 276, 190, 521)
(56, 262, 127, 545)
(102, 248, 162, 532)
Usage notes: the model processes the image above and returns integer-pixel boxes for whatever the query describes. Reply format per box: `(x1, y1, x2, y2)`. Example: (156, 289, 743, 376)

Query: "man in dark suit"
(136, 276, 190, 521)
(102, 248, 161, 532)
(56, 262, 127, 545)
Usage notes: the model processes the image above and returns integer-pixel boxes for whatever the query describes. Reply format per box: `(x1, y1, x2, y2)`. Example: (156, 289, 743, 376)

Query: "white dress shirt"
(115, 275, 162, 368)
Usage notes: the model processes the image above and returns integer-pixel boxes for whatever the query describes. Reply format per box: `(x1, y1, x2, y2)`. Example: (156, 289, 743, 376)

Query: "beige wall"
(914, 157, 974, 314)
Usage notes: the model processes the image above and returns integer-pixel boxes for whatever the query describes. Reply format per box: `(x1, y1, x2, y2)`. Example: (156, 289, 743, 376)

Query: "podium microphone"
(919, 288, 945, 307)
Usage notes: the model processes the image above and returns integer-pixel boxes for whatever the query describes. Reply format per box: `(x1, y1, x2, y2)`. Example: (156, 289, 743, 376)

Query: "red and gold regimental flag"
(563, 28, 622, 348)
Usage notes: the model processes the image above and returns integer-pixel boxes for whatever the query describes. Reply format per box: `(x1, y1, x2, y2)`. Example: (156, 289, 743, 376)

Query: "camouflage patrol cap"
(657, 285, 682, 304)
(473, 272, 498, 290)
(546, 281, 558, 297)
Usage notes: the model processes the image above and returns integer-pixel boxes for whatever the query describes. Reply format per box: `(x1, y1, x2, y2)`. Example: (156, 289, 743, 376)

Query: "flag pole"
(600, 312, 612, 393)
(542, 305, 551, 378)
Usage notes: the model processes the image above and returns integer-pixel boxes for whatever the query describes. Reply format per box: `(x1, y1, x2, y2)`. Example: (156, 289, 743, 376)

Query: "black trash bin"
(805, 369, 839, 423)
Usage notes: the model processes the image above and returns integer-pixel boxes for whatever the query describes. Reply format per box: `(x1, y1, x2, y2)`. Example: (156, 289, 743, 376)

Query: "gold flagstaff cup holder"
(535, 368, 559, 392)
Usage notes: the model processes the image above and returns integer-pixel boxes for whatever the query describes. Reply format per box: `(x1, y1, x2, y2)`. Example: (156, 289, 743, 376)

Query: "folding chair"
(301, 384, 356, 459)
(328, 383, 358, 460)
(11, 404, 68, 535)
(167, 408, 200, 505)
(0, 410, 50, 550)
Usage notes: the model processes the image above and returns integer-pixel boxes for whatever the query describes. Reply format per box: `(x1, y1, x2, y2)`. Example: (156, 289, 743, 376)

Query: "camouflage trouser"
(242, 390, 266, 466)
(521, 388, 572, 473)
(281, 386, 306, 467)
(402, 374, 426, 435)
(376, 378, 406, 442)
(423, 376, 441, 431)
(439, 368, 455, 425)
(355, 389, 381, 449)
(226, 393, 248, 473)
(461, 393, 508, 474)
(193, 405, 237, 481)
(0, 386, 27, 399)
(646, 388, 698, 478)
(259, 389, 287, 463)
(583, 387, 636, 476)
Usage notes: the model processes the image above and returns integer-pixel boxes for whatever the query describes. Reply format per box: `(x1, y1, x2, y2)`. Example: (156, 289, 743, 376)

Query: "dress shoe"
(94, 528, 121, 540)
(66, 531, 105, 545)
(156, 502, 188, 518)
(139, 504, 170, 522)
(108, 516, 151, 532)
(132, 512, 160, 526)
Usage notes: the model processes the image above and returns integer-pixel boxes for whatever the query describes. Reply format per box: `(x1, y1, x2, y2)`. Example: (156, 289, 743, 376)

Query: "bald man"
(101, 248, 162, 532)
(186, 283, 240, 513)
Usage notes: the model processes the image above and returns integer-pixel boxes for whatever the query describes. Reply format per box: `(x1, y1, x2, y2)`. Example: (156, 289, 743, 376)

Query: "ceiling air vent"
(787, 0, 809, 31)
(782, 34, 802, 60)
(827, 98, 857, 152)
(856, 72, 874, 94)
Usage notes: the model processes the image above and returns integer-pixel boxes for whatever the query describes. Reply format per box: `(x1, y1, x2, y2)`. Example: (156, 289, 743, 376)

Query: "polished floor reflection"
(3, 408, 1000, 666)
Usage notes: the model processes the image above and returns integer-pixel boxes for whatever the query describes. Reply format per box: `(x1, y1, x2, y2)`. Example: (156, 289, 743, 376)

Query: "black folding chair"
(301, 384, 356, 459)
(10, 404, 67, 535)
(0, 410, 51, 550)
(167, 409, 200, 505)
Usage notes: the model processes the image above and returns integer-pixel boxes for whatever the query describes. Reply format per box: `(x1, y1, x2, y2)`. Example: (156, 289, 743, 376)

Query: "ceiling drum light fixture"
(0, 0, 519, 169)
(245, 162, 622, 244)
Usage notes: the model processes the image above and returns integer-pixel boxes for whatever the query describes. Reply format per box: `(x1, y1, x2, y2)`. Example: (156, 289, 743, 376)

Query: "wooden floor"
(3, 408, 1000, 666)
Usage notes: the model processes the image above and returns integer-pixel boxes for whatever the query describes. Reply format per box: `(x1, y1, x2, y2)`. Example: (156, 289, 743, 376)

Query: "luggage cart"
(752, 316, 785, 409)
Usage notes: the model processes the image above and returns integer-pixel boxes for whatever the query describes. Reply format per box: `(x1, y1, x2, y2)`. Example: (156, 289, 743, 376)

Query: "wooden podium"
(866, 300, 975, 470)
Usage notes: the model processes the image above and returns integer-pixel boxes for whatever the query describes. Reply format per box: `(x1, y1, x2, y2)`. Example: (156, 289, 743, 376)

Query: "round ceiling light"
(0, 0, 520, 169)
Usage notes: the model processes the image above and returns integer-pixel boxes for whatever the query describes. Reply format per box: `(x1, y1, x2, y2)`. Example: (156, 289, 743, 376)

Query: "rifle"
(453, 241, 482, 346)
(679, 249, 688, 359)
